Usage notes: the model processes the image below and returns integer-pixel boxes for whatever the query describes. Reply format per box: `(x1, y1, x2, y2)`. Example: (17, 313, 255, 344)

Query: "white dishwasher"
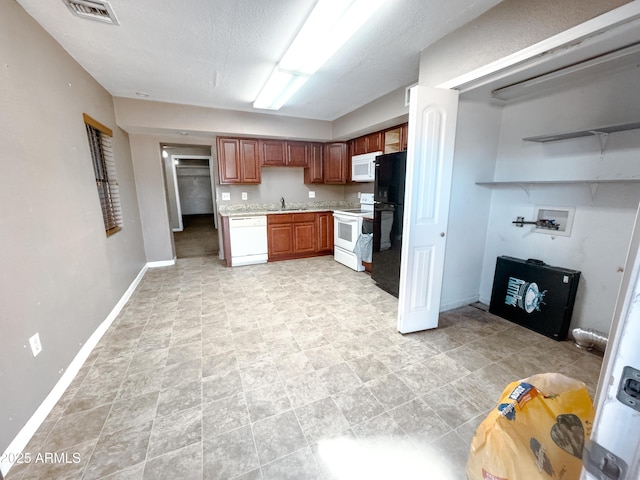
(228, 216, 268, 266)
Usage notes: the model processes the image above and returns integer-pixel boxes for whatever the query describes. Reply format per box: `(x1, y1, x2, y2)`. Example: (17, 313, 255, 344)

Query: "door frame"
(170, 154, 217, 231)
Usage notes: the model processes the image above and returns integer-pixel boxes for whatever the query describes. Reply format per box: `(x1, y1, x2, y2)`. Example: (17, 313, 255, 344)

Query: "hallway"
(173, 215, 219, 259)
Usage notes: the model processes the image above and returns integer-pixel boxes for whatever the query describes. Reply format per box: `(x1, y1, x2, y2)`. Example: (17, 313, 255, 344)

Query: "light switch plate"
(309, 191, 315, 198)
(221, 192, 230, 201)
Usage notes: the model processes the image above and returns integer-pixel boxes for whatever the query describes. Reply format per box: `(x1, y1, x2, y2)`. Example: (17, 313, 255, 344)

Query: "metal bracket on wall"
(589, 130, 609, 159)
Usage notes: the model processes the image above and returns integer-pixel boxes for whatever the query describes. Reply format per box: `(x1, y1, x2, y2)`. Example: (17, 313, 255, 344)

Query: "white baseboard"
(0, 264, 148, 477)
(440, 294, 480, 313)
(147, 258, 176, 268)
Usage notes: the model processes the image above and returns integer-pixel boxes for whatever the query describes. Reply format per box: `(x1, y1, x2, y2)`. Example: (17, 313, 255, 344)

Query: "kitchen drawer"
(292, 212, 315, 223)
(267, 213, 293, 224)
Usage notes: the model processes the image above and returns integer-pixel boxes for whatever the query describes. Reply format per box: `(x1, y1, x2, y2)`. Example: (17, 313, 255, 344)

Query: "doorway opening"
(165, 151, 218, 259)
(173, 212, 218, 258)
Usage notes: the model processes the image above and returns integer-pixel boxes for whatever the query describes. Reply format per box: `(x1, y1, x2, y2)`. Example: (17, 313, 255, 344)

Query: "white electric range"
(333, 193, 374, 271)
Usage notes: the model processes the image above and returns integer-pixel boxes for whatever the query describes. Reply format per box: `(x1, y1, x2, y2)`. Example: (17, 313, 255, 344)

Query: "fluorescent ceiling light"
(253, 69, 310, 110)
(253, 0, 386, 110)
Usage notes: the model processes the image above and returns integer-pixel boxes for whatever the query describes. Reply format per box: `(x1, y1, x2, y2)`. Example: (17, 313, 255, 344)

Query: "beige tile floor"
(6, 255, 602, 480)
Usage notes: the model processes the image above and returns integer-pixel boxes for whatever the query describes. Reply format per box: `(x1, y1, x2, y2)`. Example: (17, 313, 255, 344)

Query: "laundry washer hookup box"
(489, 256, 581, 341)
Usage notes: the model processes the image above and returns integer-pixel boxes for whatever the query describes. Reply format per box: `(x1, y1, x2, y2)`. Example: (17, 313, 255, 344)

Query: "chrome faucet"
(280, 197, 285, 209)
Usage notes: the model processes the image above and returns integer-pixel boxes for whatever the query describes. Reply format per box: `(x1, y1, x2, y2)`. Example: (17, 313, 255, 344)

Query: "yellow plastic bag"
(466, 373, 594, 480)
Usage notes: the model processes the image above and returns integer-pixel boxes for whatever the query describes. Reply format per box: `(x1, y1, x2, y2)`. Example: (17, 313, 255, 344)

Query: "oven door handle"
(333, 214, 360, 224)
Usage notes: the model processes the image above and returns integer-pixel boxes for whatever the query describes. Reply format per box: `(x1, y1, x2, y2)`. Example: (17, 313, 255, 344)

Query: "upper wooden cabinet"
(304, 143, 324, 184)
(351, 131, 384, 155)
(286, 141, 309, 167)
(383, 123, 408, 153)
(217, 137, 261, 184)
(260, 139, 310, 167)
(217, 124, 405, 185)
(260, 139, 287, 166)
(323, 142, 348, 184)
(368, 131, 384, 152)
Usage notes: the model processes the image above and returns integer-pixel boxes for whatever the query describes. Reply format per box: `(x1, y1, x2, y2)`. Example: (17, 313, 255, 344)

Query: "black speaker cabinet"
(489, 256, 581, 341)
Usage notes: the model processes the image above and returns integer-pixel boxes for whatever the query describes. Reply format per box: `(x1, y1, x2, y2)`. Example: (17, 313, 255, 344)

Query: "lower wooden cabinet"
(293, 219, 316, 255)
(267, 218, 294, 258)
(267, 212, 333, 261)
(316, 212, 334, 254)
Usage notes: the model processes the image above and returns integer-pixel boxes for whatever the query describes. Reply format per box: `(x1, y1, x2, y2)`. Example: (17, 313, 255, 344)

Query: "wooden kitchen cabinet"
(382, 123, 409, 153)
(267, 212, 333, 261)
(285, 141, 309, 167)
(351, 136, 367, 156)
(400, 123, 408, 151)
(304, 143, 324, 183)
(260, 139, 311, 167)
(367, 131, 383, 152)
(217, 137, 261, 184)
(268, 215, 294, 259)
(323, 142, 348, 184)
(316, 212, 334, 254)
(384, 127, 400, 153)
(351, 132, 384, 155)
(293, 214, 316, 254)
(260, 139, 287, 166)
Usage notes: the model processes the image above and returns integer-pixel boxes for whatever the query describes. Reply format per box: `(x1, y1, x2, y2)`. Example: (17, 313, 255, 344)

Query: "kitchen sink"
(268, 207, 308, 212)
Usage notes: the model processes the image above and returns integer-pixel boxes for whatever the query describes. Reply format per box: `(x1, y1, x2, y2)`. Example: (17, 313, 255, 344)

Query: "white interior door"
(397, 85, 459, 334)
(581, 204, 640, 479)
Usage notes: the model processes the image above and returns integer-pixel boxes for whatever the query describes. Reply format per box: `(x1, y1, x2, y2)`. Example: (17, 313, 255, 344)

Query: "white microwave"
(351, 151, 382, 182)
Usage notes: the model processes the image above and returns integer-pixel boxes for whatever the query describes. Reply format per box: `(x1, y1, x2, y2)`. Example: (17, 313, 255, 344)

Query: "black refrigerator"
(489, 256, 581, 340)
(372, 151, 407, 297)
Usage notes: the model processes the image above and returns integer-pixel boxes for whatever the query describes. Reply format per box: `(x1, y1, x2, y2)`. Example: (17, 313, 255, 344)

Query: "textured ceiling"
(16, 0, 503, 121)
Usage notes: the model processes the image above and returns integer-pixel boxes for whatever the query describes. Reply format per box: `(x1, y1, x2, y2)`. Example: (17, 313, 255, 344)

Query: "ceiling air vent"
(62, 0, 119, 25)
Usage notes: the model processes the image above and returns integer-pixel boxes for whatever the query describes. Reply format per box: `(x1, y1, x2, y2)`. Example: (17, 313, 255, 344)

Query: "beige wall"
(218, 168, 348, 206)
(0, 0, 146, 455)
(129, 133, 220, 262)
(332, 85, 410, 140)
(114, 98, 334, 141)
(419, 0, 630, 87)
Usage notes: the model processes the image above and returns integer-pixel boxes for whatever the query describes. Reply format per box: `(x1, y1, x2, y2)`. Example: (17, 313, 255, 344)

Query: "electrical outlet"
(221, 192, 230, 201)
(309, 191, 315, 198)
(242, 192, 248, 200)
(29, 333, 42, 357)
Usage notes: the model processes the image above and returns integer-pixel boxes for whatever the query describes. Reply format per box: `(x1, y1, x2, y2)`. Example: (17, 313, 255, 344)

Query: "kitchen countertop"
(219, 201, 359, 217)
